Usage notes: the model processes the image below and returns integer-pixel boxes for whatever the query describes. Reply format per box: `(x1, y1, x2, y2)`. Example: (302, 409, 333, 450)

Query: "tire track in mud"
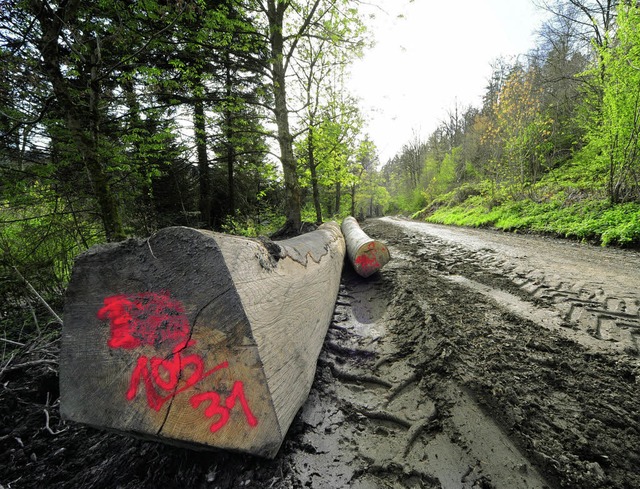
(362, 217, 640, 489)
(288, 271, 440, 489)
(485, 251, 640, 355)
(287, 265, 550, 489)
(384, 216, 640, 360)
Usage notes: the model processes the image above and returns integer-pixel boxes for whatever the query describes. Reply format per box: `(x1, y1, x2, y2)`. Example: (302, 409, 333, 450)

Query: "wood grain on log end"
(60, 223, 345, 458)
(341, 217, 391, 278)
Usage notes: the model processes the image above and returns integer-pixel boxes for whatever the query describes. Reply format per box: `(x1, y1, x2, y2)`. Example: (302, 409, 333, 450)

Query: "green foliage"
(424, 149, 458, 199)
(586, 3, 640, 203)
(541, 144, 608, 194)
(423, 179, 640, 247)
(220, 211, 286, 238)
(0, 180, 103, 337)
(393, 187, 426, 214)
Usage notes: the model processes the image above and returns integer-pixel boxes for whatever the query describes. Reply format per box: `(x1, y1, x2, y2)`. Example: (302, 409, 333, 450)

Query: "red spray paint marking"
(355, 253, 379, 270)
(97, 292, 190, 350)
(98, 292, 258, 433)
(190, 381, 258, 433)
(125, 348, 229, 411)
(355, 243, 380, 272)
(354, 242, 387, 274)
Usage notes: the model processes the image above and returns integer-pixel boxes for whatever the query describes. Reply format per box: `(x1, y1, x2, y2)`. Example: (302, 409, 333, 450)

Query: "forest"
(384, 0, 640, 247)
(1, 0, 375, 325)
(1, 0, 640, 333)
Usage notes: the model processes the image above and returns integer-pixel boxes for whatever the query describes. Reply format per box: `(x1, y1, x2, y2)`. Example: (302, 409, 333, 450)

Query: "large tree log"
(341, 217, 390, 278)
(60, 222, 345, 458)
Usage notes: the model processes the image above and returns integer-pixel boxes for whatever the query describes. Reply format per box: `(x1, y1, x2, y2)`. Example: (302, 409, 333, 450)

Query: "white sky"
(348, 0, 549, 163)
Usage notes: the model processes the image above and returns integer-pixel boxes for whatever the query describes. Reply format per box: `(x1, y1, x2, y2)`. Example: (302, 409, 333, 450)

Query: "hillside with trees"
(382, 0, 640, 247)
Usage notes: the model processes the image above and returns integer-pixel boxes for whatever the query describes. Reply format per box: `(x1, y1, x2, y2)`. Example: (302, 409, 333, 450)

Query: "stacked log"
(60, 223, 345, 458)
(341, 217, 391, 277)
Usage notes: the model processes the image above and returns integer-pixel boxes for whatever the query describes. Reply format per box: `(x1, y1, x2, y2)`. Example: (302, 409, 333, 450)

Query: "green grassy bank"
(418, 195, 640, 247)
(413, 164, 640, 248)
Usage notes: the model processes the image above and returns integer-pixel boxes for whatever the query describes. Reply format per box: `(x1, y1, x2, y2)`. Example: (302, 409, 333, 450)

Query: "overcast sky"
(348, 0, 548, 163)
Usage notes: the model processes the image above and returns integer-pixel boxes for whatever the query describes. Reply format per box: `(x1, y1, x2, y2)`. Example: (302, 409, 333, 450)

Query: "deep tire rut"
(361, 217, 640, 489)
(389, 217, 640, 360)
(288, 257, 551, 488)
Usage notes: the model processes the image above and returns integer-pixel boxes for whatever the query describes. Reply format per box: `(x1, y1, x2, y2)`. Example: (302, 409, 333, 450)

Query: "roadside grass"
(417, 179, 640, 247)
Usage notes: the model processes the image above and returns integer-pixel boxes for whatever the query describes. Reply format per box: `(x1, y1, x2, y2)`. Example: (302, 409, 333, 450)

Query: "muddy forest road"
(283, 217, 640, 489)
(2, 217, 639, 489)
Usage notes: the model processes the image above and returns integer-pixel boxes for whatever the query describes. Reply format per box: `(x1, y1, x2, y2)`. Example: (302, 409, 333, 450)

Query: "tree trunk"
(308, 127, 323, 224)
(224, 61, 236, 217)
(31, 0, 124, 242)
(194, 97, 212, 227)
(350, 184, 356, 217)
(268, 0, 302, 233)
(60, 222, 345, 458)
(335, 181, 341, 215)
(341, 216, 390, 278)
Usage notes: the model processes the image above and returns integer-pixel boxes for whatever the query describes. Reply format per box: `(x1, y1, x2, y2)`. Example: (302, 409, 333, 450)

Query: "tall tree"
(25, 0, 129, 241)
(533, 9, 590, 163)
(593, 3, 640, 203)
(253, 0, 366, 233)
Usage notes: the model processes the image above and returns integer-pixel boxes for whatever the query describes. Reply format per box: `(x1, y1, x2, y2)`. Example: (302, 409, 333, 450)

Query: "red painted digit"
(225, 381, 258, 427)
(149, 355, 182, 391)
(190, 392, 229, 433)
(126, 356, 165, 411)
(190, 381, 258, 433)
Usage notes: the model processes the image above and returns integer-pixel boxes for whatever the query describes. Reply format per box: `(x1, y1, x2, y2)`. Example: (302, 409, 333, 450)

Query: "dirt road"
(284, 217, 640, 489)
(2, 217, 639, 488)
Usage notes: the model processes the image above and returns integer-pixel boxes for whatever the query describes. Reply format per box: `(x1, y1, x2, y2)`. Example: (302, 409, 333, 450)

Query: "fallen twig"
(44, 409, 67, 435)
(0, 352, 16, 378)
(3, 358, 58, 373)
(13, 266, 63, 324)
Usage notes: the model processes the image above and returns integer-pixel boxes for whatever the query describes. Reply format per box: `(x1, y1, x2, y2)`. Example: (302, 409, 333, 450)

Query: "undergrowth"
(415, 176, 640, 247)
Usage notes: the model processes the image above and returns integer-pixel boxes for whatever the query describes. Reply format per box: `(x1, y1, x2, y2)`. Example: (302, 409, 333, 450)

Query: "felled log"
(341, 216, 390, 278)
(60, 222, 345, 458)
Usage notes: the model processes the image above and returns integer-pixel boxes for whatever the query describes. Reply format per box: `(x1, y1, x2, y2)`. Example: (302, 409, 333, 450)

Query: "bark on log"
(341, 217, 390, 278)
(60, 222, 345, 458)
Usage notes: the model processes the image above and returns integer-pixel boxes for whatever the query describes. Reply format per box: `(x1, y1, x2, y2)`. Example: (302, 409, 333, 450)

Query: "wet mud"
(2, 217, 639, 488)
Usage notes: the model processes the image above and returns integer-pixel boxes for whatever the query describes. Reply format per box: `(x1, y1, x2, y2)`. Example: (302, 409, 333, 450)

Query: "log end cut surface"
(341, 217, 390, 278)
(61, 227, 282, 458)
(353, 240, 391, 278)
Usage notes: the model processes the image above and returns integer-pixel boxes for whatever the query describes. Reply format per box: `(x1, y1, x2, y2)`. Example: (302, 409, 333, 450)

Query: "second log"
(341, 216, 391, 278)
